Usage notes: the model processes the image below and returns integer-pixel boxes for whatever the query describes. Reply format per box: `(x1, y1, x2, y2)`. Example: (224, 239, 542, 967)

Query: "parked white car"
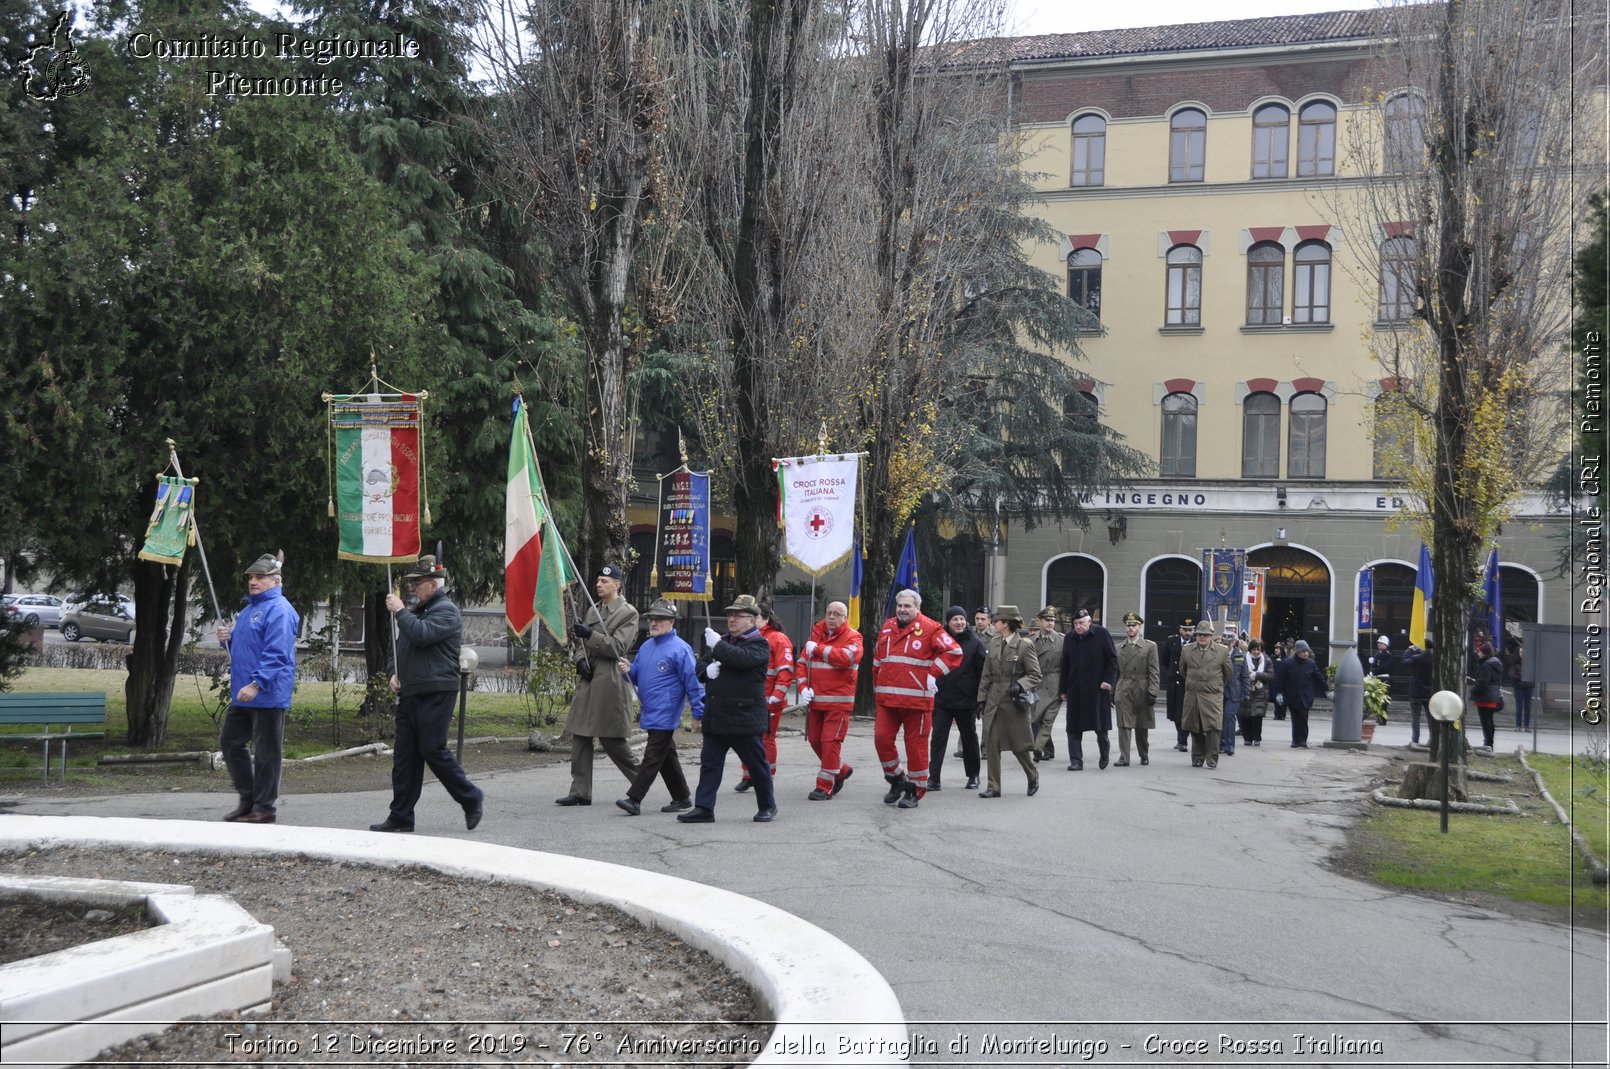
(4, 594, 65, 628)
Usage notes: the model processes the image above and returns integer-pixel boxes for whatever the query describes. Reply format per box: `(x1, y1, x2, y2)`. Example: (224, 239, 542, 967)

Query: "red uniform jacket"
(872, 613, 961, 711)
(802, 619, 863, 710)
(760, 620, 794, 706)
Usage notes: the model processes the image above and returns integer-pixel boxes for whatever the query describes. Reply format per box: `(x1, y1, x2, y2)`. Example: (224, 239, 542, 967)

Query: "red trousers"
(874, 704, 931, 796)
(740, 704, 784, 782)
(806, 706, 852, 792)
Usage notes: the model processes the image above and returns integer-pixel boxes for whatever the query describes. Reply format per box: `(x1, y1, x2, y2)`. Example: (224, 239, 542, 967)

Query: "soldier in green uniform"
(1029, 607, 1063, 762)
(1180, 619, 1232, 768)
(1113, 611, 1159, 766)
(976, 606, 1042, 797)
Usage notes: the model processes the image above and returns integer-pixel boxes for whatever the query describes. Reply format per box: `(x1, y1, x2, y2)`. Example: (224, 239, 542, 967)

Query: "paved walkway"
(4, 713, 1606, 1066)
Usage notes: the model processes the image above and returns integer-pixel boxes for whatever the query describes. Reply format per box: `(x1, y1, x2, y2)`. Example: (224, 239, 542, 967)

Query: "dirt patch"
(0, 897, 152, 965)
(0, 846, 770, 1066)
(1325, 747, 1608, 931)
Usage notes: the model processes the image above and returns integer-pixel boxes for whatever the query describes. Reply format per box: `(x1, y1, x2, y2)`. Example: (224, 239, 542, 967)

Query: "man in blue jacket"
(615, 599, 703, 815)
(216, 553, 300, 825)
(679, 594, 775, 824)
(369, 555, 484, 833)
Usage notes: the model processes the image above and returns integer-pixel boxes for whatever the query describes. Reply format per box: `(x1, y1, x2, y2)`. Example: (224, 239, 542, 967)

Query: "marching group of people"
(212, 552, 1530, 830)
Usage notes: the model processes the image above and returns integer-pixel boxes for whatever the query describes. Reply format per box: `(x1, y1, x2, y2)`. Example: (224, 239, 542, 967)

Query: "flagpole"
(165, 439, 223, 622)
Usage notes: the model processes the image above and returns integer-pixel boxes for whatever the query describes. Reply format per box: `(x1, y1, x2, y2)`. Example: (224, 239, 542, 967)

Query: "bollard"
(1326, 639, 1365, 746)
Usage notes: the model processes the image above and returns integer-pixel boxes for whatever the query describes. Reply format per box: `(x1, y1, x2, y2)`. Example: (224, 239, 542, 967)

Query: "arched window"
(1246, 242, 1284, 324)
(1071, 114, 1106, 187)
(1160, 392, 1198, 477)
(1498, 566, 1540, 625)
(1251, 103, 1289, 178)
(1384, 94, 1424, 172)
(1067, 248, 1102, 324)
(1297, 101, 1336, 176)
(1165, 244, 1202, 326)
(1288, 392, 1327, 478)
(1067, 389, 1100, 430)
(1378, 235, 1417, 322)
(1242, 392, 1281, 478)
(1292, 240, 1331, 324)
(1169, 108, 1207, 183)
(1045, 555, 1105, 623)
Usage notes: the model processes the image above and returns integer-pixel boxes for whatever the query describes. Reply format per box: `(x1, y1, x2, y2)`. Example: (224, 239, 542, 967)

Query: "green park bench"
(0, 692, 108, 784)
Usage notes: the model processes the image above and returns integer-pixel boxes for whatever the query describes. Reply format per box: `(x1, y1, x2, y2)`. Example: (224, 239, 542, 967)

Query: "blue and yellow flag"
(847, 529, 864, 625)
(1409, 542, 1433, 647)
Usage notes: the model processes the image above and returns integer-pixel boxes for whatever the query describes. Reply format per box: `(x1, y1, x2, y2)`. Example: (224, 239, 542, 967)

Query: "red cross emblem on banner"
(807, 508, 833, 538)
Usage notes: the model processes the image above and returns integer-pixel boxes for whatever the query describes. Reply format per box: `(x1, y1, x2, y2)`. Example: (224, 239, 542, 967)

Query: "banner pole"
(165, 440, 223, 622)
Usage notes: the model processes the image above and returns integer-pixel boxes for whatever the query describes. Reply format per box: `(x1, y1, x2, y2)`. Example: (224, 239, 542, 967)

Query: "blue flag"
(1481, 548, 1502, 646)
(885, 527, 919, 620)
(848, 529, 865, 625)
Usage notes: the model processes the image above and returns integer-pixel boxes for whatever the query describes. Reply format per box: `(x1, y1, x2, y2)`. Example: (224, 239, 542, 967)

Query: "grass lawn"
(1349, 752, 1610, 919)
(1526, 753, 1610, 862)
(1, 666, 559, 766)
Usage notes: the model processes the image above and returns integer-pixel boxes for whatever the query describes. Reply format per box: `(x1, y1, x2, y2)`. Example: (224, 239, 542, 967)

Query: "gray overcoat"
(1180, 640, 1232, 732)
(564, 597, 640, 738)
(978, 632, 1042, 753)
(1114, 637, 1160, 729)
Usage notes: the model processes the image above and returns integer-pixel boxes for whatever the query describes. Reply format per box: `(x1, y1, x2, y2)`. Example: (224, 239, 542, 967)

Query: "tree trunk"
(361, 588, 394, 725)
(124, 555, 190, 748)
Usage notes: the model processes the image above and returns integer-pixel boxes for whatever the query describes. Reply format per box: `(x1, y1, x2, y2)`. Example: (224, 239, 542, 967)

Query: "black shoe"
(369, 817, 413, 833)
(1027, 779, 1039, 797)
(953, 748, 963, 758)
(928, 781, 941, 792)
(1067, 760, 1083, 771)
(615, 798, 641, 816)
(1113, 757, 1130, 767)
(660, 797, 693, 812)
(978, 789, 1001, 798)
(1031, 749, 1044, 763)
(223, 802, 252, 822)
(555, 794, 591, 806)
(896, 784, 920, 809)
(964, 776, 979, 790)
(734, 779, 754, 792)
(1174, 744, 1188, 751)
(1140, 755, 1150, 765)
(1098, 754, 1109, 769)
(883, 775, 907, 804)
(676, 807, 716, 823)
(808, 788, 832, 801)
(1043, 741, 1055, 760)
(832, 766, 853, 796)
(464, 794, 484, 831)
(1206, 757, 1218, 769)
(753, 807, 777, 822)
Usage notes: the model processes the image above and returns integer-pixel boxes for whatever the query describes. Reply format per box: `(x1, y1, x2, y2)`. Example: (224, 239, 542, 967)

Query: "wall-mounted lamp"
(1276, 485, 1288, 508)
(1105, 510, 1128, 545)
(1275, 527, 1288, 546)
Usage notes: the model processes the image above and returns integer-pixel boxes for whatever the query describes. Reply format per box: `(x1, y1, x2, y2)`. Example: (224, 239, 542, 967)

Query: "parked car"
(60, 598, 136, 643)
(64, 592, 134, 618)
(4, 594, 65, 628)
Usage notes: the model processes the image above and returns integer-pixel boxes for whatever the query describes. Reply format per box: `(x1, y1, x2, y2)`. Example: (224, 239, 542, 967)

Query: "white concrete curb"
(0, 815, 908, 1067)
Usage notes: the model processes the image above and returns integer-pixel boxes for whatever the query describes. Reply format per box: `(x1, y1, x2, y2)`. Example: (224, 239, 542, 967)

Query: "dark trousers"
(1513, 684, 1534, 728)
(1475, 705, 1496, 748)
(930, 702, 980, 781)
(389, 690, 480, 826)
(1289, 707, 1310, 746)
(1069, 729, 1109, 764)
(569, 734, 640, 802)
(693, 731, 774, 813)
(220, 705, 286, 816)
(625, 729, 689, 804)
(1409, 698, 1428, 744)
(1241, 715, 1264, 743)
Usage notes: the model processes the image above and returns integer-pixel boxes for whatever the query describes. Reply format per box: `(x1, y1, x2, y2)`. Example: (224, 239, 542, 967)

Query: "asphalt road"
(5, 716, 1606, 1067)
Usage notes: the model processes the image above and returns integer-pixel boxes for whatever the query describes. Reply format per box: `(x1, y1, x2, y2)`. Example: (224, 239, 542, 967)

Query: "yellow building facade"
(985, 11, 1572, 660)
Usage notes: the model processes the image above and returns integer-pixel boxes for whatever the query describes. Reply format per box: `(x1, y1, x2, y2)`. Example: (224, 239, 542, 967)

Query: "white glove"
(706, 662, 721, 680)
(804, 640, 818, 658)
(925, 675, 938, 695)
(800, 686, 815, 704)
(703, 627, 722, 649)
(767, 695, 780, 705)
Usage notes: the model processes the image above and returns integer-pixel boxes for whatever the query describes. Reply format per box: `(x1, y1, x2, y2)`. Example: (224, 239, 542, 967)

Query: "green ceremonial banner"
(138, 476, 198, 565)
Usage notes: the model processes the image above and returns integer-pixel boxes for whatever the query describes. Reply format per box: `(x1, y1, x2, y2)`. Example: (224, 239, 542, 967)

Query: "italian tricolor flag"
(506, 397, 570, 640)
(333, 394, 422, 563)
